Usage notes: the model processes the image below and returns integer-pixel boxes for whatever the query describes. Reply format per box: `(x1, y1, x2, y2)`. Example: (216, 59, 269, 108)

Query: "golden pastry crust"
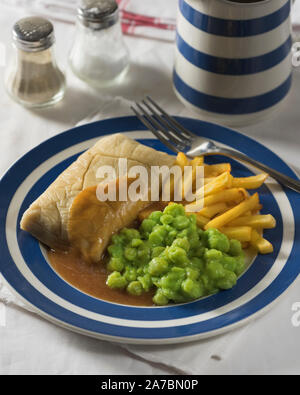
(20, 134, 174, 250)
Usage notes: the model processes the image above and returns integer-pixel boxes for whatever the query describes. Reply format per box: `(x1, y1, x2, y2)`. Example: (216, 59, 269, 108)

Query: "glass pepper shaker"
(69, 0, 129, 87)
(5, 16, 66, 108)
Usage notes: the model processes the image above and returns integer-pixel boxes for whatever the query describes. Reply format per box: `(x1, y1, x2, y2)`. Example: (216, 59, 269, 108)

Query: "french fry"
(174, 153, 275, 255)
(185, 188, 246, 212)
(232, 173, 269, 189)
(199, 202, 228, 219)
(234, 204, 261, 217)
(191, 157, 205, 186)
(196, 215, 210, 227)
(203, 177, 216, 185)
(191, 157, 204, 168)
(220, 226, 252, 242)
(227, 174, 233, 188)
(183, 157, 204, 198)
(251, 229, 274, 254)
(203, 172, 232, 196)
(205, 188, 247, 205)
(204, 163, 231, 177)
(228, 214, 276, 229)
(204, 193, 260, 230)
(243, 211, 252, 217)
(185, 172, 232, 212)
(176, 152, 189, 169)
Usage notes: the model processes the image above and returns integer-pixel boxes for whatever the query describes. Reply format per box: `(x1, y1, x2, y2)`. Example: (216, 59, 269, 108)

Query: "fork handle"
(206, 147, 300, 193)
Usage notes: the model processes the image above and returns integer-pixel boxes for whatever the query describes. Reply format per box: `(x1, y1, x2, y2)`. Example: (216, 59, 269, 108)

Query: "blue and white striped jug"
(173, 0, 293, 126)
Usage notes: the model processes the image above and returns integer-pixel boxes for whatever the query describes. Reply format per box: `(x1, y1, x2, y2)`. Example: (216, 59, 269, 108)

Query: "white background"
(0, 1, 299, 375)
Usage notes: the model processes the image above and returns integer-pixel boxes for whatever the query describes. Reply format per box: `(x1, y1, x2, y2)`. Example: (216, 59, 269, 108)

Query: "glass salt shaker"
(5, 17, 66, 108)
(69, 0, 129, 87)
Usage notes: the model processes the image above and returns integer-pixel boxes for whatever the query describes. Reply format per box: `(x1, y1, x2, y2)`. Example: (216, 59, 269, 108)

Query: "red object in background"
(116, 0, 176, 36)
(121, 11, 176, 34)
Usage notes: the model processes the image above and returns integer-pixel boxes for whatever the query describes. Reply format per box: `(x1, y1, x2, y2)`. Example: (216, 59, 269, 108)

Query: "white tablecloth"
(0, 3, 300, 375)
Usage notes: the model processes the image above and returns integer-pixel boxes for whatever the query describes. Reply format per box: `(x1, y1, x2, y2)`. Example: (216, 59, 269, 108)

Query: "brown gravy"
(47, 249, 155, 306)
(47, 202, 169, 307)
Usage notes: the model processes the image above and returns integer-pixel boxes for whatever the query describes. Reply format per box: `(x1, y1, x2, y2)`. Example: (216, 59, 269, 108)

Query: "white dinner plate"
(0, 116, 299, 344)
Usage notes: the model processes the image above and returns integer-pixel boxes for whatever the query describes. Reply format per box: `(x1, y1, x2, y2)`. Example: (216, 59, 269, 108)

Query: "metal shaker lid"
(13, 16, 55, 52)
(78, 0, 119, 30)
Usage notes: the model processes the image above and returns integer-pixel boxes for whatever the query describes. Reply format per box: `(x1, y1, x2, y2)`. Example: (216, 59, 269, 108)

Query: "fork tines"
(131, 96, 192, 154)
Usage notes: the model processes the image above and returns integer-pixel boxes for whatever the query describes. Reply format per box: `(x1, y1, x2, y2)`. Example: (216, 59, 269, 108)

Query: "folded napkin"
(0, 95, 251, 375)
(0, 0, 176, 42)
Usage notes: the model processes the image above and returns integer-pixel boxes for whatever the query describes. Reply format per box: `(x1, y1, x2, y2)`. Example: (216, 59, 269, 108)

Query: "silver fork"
(131, 96, 300, 193)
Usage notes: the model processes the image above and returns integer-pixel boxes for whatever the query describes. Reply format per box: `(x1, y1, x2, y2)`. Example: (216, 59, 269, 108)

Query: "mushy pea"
(106, 204, 245, 306)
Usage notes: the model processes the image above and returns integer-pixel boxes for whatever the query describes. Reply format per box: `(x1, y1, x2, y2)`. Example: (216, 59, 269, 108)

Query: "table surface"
(0, 3, 300, 375)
